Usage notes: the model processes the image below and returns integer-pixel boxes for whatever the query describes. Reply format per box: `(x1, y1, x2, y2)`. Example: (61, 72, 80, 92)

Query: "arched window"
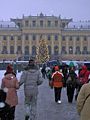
(54, 46, 59, 55)
(75, 46, 81, 54)
(47, 35, 51, 40)
(55, 35, 58, 40)
(69, 46, 73, 54)
(25, 46, 29, 55)
(32, 46, 36, 55)
(82, 46, 88, 54)
(48, 45, 51, 55)
(10, 46, 14, 54)
(2, 46, 8, 54)
(17, 46, 22, 54)
(61, 46, 67, 54)
(25, 34, 29, 40)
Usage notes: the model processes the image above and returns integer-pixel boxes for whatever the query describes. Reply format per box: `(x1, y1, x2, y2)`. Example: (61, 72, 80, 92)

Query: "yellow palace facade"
(0, 13, 90, 61)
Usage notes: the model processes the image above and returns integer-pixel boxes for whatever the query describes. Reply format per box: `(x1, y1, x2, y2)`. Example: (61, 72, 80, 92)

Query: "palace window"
(55, 35, 58, 40)
(40, 20, 43, 27)
(47, 21, 51, 27)
(25, 20, 29, 27)
(62, 23, 65, 28)
(75, 46, 81, 54)
(69, 36, 72, 41)
(84, 36, 87, 41)
(54, 46, 59, 55)
(32, 34, 36, 40)
(17, 22, 21, 28)
(69, 46, 73, 54)
(47, 35, 51, 40)
(76, 36, 80, 41)
(61, 46, 67, 54)
(82, 46, 88, 54)
(3, 36, 7, 40)
(55, 20, 58, 27)
(11, 36, 14, 40)
(32, 46, 36, 55)
(10, 46, 14, 54)
(32, 21, 36, 27)
(25, 34, 29, 40)
(17, 46, 22, 54)
(18, 36, 21, 40)
(2, 46, 7, 54)
(62, 36, 65, 41)
(25, 46, 29, 55)
(48, 45, 51, 55)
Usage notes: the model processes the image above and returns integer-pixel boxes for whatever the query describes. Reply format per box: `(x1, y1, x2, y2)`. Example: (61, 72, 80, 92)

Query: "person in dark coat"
(41, 63, 46, 79)
(66, 67, 77, 103)
(0, 89, 10, 120)
(62, 64, 68, 87)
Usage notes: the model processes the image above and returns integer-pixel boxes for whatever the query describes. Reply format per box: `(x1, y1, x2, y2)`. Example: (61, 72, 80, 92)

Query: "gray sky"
(0, 0, 90, 21)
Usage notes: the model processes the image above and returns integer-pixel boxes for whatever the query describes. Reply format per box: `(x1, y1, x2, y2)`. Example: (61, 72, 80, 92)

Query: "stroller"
(0, 89, 10, 120)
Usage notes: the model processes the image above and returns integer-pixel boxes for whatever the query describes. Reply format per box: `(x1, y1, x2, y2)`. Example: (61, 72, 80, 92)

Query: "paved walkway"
(15, 78, 80, 120)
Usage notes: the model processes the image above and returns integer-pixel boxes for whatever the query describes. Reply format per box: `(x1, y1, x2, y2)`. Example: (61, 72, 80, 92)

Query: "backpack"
(66, 74, 76, 87)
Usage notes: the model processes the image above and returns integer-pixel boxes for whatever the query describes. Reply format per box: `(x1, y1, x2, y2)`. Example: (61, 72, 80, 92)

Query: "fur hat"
(6, 64, 13, 73)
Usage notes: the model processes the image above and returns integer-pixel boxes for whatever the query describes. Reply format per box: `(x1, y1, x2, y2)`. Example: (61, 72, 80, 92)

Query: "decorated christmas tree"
(36, 37, 50, 63)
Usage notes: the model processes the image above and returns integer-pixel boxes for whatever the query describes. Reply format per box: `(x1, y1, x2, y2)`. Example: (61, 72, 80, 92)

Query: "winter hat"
(6, 64, 13, 73)
(82, 65, 87, 70)
(54, 66, 59, 71)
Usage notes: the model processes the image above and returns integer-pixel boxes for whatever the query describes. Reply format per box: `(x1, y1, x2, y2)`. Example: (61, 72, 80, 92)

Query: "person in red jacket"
(75, 65, 90, 100)
(79, 65, 90, 84)
(52, 66, 63, 104)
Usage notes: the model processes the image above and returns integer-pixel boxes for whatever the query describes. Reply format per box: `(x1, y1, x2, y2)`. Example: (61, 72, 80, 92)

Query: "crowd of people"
(0, 59, 90, 120)
(41, 62, 90, 120)
(0, 59, 43, 120)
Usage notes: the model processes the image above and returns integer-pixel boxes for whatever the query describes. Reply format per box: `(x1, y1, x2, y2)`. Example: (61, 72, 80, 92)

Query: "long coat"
(1, 73, 19, 107)
(19, 65, 43, 104)
(77, 83, 90, 120)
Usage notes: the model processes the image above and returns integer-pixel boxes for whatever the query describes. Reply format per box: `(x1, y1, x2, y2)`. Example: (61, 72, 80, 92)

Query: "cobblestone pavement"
(15, 78, 80, 120)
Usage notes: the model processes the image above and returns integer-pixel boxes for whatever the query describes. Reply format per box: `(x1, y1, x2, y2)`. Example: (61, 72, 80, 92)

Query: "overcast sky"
(0, 0, 90, 21)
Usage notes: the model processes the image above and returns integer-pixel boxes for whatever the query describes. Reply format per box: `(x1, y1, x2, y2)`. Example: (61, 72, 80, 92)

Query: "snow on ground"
(0, 70, 22, 88)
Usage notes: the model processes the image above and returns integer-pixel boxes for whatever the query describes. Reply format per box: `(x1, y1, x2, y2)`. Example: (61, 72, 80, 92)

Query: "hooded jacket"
(1, 73, 19, 107)
(79, 65, 90, 84)
(19, 65, 43, 97)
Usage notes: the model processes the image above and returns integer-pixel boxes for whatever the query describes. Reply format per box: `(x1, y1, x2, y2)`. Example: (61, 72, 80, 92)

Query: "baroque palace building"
(0, 13, 90, 61)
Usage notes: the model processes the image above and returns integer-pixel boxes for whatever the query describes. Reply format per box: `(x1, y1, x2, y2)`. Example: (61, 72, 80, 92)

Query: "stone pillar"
(7, 36, 10, 54)
(58, 35, 61, 54)
(66, 36, 69, 54)
(22, 34, 25, 54)
(80, 37, 83, 53)
(0, 36, 2, 54)
(14, 36, 17, 54)
(29, 35, 32, 55)
(51, 35, 54, 54)
(73, 37, 76, 54)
